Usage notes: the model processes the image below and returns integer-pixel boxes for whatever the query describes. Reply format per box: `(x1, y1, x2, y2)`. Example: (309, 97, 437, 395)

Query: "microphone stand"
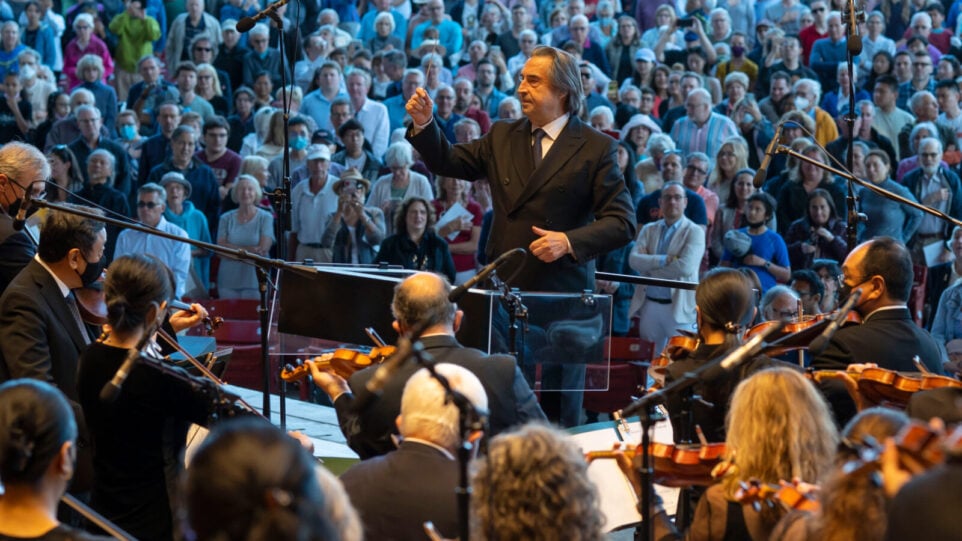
(492, 273, 528, 367)
(843, 2, 865, 253)
(28, 199, 319, 421)
(770, 146, 962, 231)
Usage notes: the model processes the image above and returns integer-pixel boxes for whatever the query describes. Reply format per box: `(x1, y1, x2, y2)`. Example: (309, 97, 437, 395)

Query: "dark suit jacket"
(340, 441, 460, 540)
(812, 307, 944, 373)
(333, 334, 545, 459)
(408, 115, 636, 292)
(0, 212, 35, 295)
(0, 259, 95, 398)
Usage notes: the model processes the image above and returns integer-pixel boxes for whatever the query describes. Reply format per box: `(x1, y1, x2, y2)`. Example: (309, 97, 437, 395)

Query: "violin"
(811, 365, 962, 411)
(281, 346, 398, 381)
(74, 282, 223, 335)
(649, 332, 699, 388)
(585, 441, 727, 488)
(747, 310, 862, 356)
(734, 479, 821, 513)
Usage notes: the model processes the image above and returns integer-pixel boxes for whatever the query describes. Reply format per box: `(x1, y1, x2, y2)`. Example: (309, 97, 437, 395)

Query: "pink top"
(64, 35, 114, 90)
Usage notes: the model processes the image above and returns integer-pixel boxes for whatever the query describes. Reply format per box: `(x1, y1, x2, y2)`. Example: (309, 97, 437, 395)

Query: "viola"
(734, 479, 821, 513)
(281, 346, 398, 381)
(811, 365, 962, 411)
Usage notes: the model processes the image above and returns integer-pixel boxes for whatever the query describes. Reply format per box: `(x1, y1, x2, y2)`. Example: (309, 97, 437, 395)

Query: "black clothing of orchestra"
(332, 334, 546, 459)
(374, 230, 457, 284)
(0, 97, 31, 144)
(664, 343, 782, 444)
(812, 307, 945, 425)
(0, 524, 114, 541)
(77, 342, 212, 541)
(885, 461, 962, 541)
(0, 210, 35, 295)
(340, 440, 460, 540)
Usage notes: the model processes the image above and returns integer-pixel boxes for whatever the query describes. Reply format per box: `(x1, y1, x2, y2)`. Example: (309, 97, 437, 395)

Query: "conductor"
(405, 46, 636, 293)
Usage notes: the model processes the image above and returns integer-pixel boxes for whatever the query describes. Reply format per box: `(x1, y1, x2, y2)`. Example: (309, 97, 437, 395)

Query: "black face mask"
(77, 254, 106, 288)
(745, 218, 766, 229)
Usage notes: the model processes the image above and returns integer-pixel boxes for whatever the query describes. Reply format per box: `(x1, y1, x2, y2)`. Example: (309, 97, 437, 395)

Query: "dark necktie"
(65, 291, 91, 346)
(532, 128, 546, 169)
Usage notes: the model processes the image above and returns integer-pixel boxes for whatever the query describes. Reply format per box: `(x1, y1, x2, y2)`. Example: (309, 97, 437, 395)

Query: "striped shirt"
(670, 112, 739, 159)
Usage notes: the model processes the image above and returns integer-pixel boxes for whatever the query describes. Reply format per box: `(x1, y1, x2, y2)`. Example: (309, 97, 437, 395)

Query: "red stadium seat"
(583, 337, 656, 414)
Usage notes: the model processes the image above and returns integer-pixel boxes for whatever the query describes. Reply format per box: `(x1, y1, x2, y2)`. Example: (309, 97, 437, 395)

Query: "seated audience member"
(341, 364, 487, 540)
(321, 168, 385, 264)
(0, 379, 112, 540)
(721, 192, 791, 293)
(308, 271, 544, 459)
(471, 423, 605, 540)
(46, 143, 84, 203)
(114, 183, 191, 298)
(78, 148, 129, 262)
(784, 188, 849, 270)
(432, 176, 482, 284)
(367, 142, 434, 236)
(161, 172, 211, 297)
(654, 368, 839, 541)
(183, 417, 362, 541)
(375, 197, 456, 283)
(216, 175, 274, 299)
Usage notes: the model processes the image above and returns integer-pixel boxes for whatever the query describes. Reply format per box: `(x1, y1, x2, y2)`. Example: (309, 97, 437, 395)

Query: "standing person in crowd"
(73, 54, 117, 138)
(195, 62, 228, 117)
(145, 125, 220, 238)
(0, 22, 24, 81)
(321, 168, 384, 265)
(784, 188, 849, 270)
(711, 169, 758, 264)
(215, 19, 247, 94)
(332, 118, 382, 183)
(126, 56, 180, 137)
(241, 24, 280, 89)
(108, 0, 160, 101)
(0, 71, 31, 144)
(226, 86, 254, 153)
(432, 176, 482, 284)
(63, 14, 112, 90)
(68, 105, 128, 195)
(20, 1, 57, 70)
(289, 144, 338, 263)
(161, 171, 211, 296)
(776, 144, 846, 234)
(216, 175, 274, 299)
(195, 115, 241, 198)
(31, 88, 67, 149)
(78, 149, 128, 262)
(721, 192, 791, 293)
(859, 148, 922, 244)
(46, 143, 84, 202)
(367, 141, 434, 237)
(628, 182, 705, 354)
(165, 0, 220, 75)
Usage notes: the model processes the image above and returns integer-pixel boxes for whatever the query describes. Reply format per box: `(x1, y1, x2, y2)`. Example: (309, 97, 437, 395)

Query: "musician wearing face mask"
(812, 237, 946, 423)
(77, 254, 215, 541)
(0, 141, 46, 294)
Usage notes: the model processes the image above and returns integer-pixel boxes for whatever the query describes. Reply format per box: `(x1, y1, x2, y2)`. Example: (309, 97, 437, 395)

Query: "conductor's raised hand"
(406, 87, 435, 127)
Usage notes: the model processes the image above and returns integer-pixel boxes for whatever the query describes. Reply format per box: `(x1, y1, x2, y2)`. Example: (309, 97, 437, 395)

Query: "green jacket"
(108, 12, 161, 72)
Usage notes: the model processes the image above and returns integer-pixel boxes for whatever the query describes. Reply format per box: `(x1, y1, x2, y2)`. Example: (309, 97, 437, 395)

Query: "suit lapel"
(31, 262, 88, 351)
(510, 116, 588, 215)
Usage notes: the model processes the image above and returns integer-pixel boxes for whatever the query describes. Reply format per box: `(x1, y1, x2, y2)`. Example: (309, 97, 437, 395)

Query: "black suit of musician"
(813, 237, 945, 424)
(309, 272, 545, 460)
(405, 46, 636, 293)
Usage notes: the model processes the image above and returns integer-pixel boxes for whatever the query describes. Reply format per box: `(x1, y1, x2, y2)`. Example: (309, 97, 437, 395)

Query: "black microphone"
(754, 122, 783, 187)
(12, 196, 34, 231)
(236, 0, 290, 32)
(448, 247, 525, 302)
(100, 346, 144, 403)
(808, 289, 862, 356)
(846, 0, 863, 54)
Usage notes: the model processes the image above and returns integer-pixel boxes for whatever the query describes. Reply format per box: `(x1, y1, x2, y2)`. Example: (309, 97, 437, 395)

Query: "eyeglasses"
(718, 151, 735, 157)
(194, 47, 212, 52)
(776, 309, 800, 319)
(580, 72, 591, 79)
(75, 24, 91, 30)
(811, 7, 825, 13)
(914, 62, 933, 68)
(919, 152, 940, 158)
(794, 290, 812, 297)
(685, 165, 708, 175)
(660, 194, 686, 201)
(137, 200, 160, 209)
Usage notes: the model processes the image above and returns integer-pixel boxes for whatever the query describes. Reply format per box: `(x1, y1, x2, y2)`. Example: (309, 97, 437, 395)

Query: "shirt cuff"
(563, 233, 575, 260)
(411, 117, 434, 135)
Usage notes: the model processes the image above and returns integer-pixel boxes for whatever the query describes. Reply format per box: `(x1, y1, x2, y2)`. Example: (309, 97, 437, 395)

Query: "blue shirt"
(722, 228, 790, 293)
(411, 19, 464, 60)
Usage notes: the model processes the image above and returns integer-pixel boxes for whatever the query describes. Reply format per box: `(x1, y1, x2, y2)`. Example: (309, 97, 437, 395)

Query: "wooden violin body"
(585, 441, 726, 488)
(811, 366, 962, 411)
(281, 346, 397, 381)
(734, 479, 821, 513)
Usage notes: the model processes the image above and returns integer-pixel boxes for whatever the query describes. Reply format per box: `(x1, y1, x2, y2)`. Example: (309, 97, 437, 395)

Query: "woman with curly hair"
(471, 423, 605, 541)
(784, 188, 849, 270)
(375, 196, 456, 284)
(776, 143, 846, 235)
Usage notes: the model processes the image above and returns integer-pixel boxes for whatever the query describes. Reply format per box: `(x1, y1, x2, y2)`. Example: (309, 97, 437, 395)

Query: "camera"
(677, 17, 695, 28)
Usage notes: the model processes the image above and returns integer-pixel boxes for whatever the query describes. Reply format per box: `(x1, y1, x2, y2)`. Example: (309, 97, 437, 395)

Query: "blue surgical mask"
(120, 124, 137, 140)
(291, 136, 308, 151)
(258, 49, 270, 60)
